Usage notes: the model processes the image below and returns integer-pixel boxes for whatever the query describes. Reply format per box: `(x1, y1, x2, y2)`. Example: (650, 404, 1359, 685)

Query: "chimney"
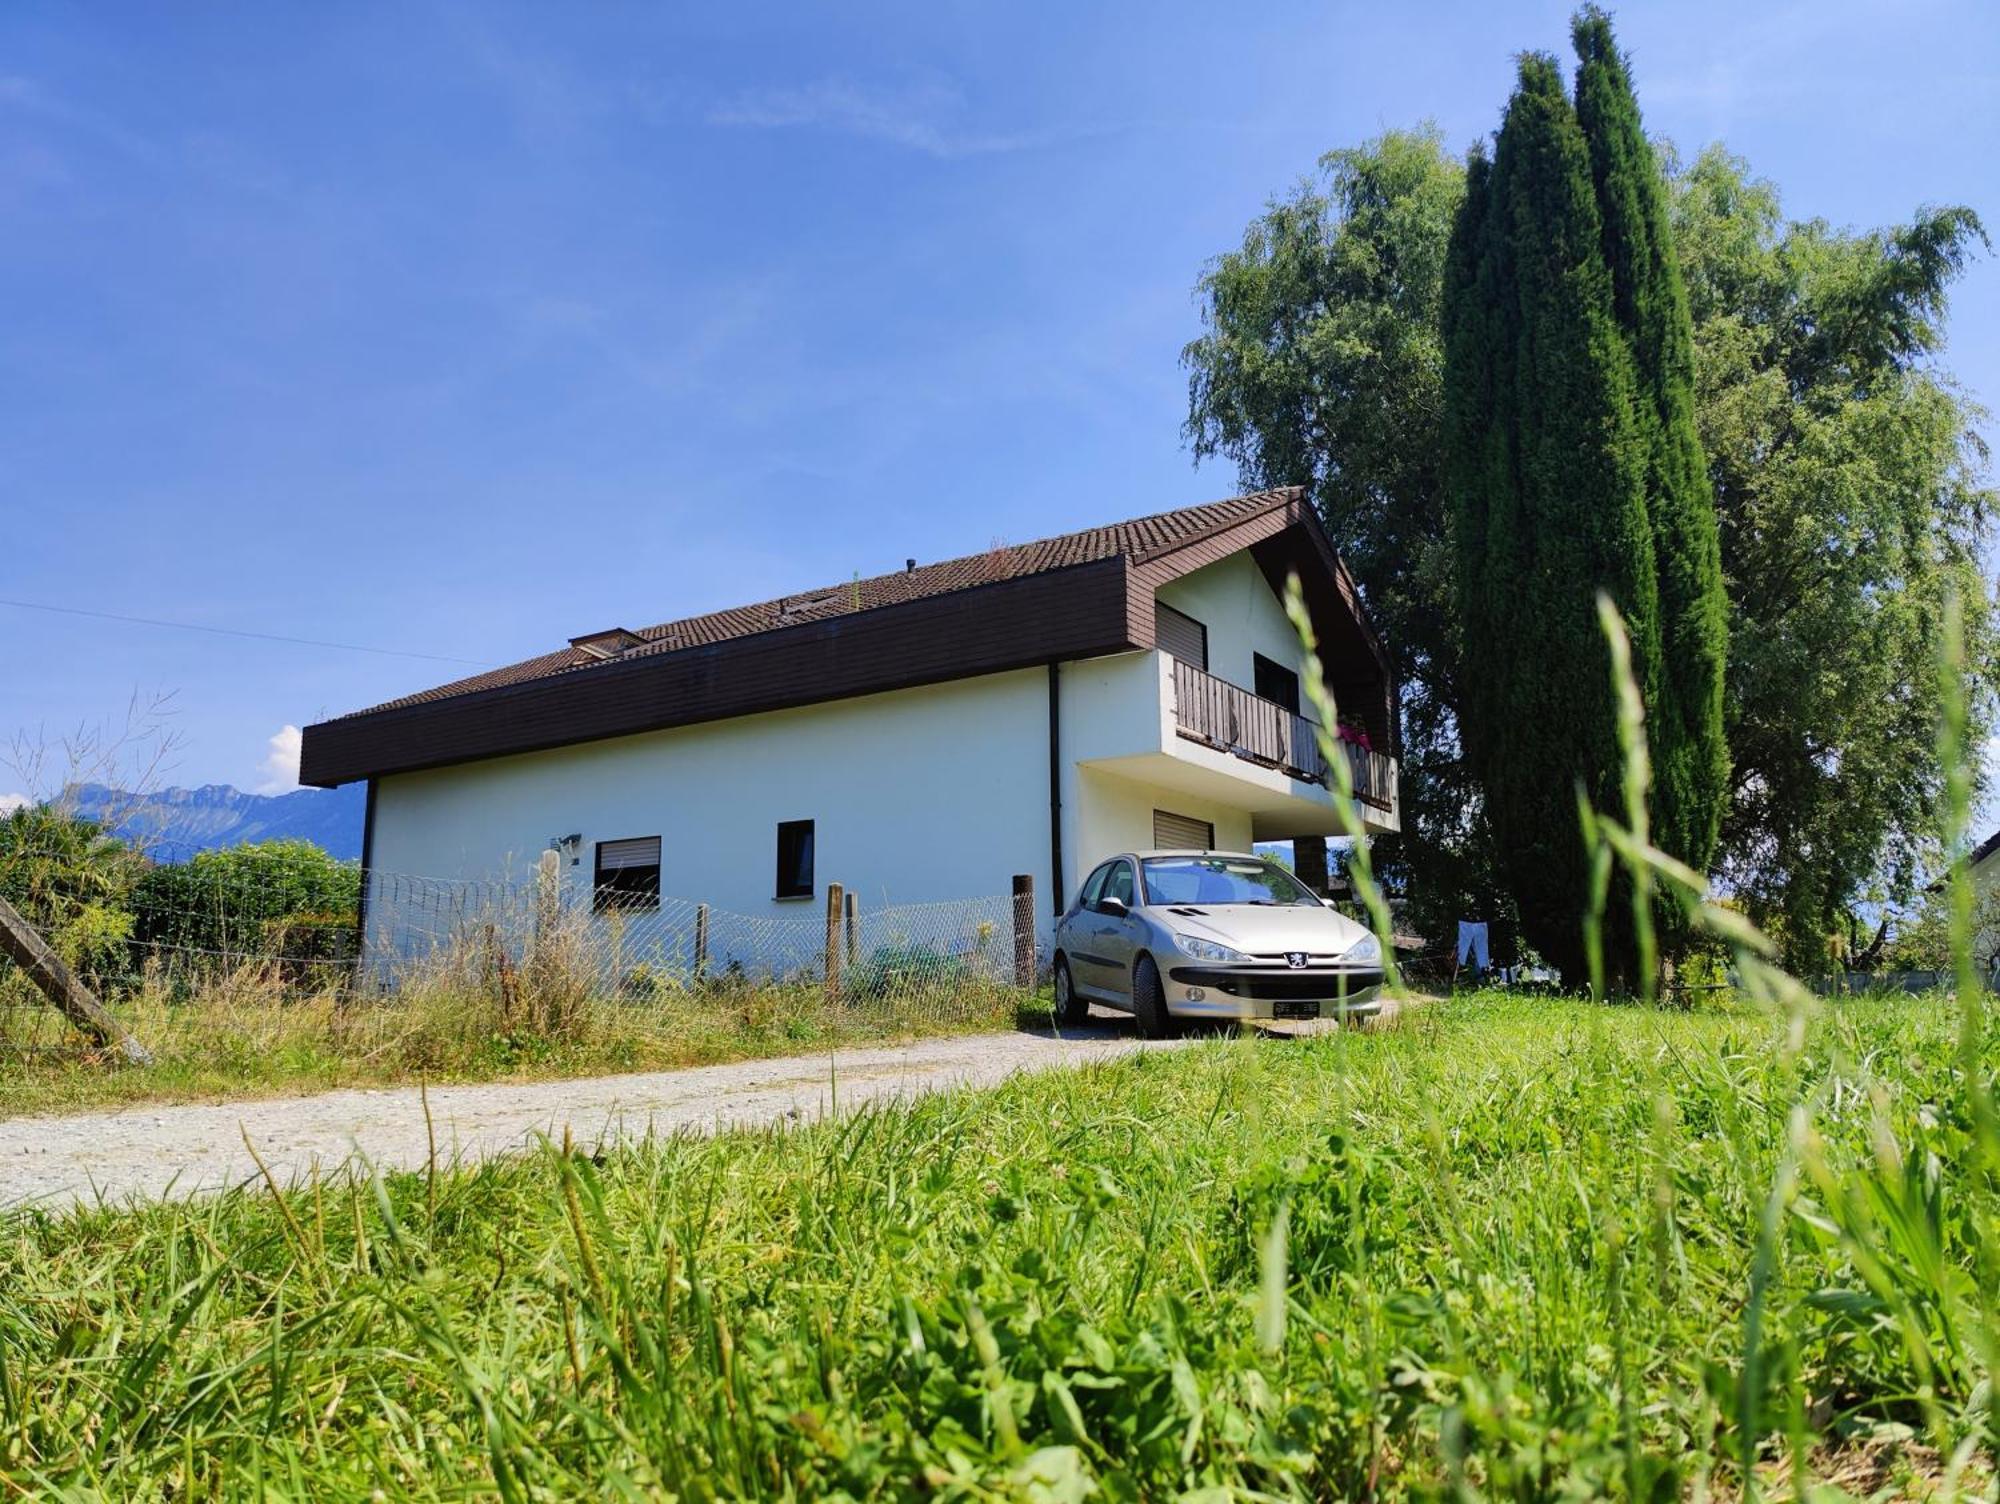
(905, 558, 916, 573)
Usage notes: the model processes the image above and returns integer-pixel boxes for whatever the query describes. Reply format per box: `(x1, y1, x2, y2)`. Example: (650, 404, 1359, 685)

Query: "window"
(1153, 808, 1215, 851)
(1154, 602, 1208, 669)
(1101, 860, 1136, 908)
(775, 819, 815, 899)
(1076, 862, 1114, 912)
(1253, 653, 1301, 715)
(594, 836, 661, 914)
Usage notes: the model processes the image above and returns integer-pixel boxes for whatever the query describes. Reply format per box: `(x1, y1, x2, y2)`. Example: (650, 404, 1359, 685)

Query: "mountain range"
(62, 782, 367, 861)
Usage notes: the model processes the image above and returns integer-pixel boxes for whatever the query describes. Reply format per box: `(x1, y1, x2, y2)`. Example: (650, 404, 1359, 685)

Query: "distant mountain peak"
(60, 781, 366, 862)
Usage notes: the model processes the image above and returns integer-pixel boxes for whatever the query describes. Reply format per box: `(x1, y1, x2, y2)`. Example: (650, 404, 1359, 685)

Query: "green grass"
(4, 989, 1995, 1498)
(0, 980, 1037, 1117)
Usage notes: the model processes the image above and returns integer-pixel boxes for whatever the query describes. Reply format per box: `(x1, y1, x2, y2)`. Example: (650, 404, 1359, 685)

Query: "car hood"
(1157, 902, 1373, 957)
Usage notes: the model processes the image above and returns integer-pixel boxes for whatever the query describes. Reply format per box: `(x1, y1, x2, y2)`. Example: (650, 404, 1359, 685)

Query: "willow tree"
(1443, 52, 1659, 984)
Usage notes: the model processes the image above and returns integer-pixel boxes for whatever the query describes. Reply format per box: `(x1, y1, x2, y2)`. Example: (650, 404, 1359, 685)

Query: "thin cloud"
(257, 725, 302, 795)
(706, 77, 1069, 159)
(0, 793, 29, 816)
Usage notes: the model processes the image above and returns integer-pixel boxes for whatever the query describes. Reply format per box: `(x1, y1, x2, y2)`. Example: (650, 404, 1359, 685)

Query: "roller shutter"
(595, 837, 660, 870)
(1154, 602, 1208, 669)
(1152, 809, 1215, 851)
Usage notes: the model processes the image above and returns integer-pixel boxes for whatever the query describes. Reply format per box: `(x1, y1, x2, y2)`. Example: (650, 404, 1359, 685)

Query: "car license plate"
(1273, 1000, 1321, 1019)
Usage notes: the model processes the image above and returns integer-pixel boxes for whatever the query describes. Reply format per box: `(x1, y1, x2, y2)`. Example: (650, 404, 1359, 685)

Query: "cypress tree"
(1572, 7, 1729, 884)
(1444, 53, 1659, 984)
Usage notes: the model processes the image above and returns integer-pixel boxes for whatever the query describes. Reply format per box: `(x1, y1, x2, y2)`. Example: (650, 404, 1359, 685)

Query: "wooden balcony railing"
(1169, 658, 1395, 812)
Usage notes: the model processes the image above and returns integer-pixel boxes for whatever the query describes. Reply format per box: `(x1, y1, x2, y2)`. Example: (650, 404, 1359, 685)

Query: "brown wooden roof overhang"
(298, 497, 1391, 787)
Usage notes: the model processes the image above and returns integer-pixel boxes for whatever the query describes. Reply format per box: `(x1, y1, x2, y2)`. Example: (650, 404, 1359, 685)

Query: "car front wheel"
(1132, 955, 1174, 1039)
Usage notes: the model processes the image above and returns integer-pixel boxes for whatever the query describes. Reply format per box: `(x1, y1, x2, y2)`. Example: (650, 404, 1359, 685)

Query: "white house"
(1973, 828, 2000, 983)
(299, 488, 1399, 974)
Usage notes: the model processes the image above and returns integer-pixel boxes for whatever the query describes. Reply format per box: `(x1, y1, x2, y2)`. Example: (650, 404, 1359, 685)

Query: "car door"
(1083, 859, 1144, 1006)
(1063, 863, 1116, 998)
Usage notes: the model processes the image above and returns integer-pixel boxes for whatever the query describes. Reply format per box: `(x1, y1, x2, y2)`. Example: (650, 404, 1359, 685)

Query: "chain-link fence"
(0, 830, 1046, 1066)
(361, 868, 1029, 995)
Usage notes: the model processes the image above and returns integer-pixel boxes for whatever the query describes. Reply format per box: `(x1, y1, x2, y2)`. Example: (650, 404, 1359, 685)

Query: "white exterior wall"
(1154, 551, 1307, 696)
(1051, 649, 1259, 905)
(369, 667, 1051, 936)
(1976, 849, 2000, 979)
(361, 548, 1368, 962)
(1071, 766, 1252, 876)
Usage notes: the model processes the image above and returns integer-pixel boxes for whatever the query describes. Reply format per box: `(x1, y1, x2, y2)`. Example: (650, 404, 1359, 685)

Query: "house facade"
(1973, 829, 2000, 983)
(298, 489, 1399, 974)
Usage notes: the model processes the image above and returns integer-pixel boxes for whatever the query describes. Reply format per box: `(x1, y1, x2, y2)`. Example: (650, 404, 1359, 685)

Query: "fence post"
(0, 892, 152, 1065)
(844, 890, 858, 967)
(534, 848, 560, 953)
(694, 902, 710, 981)
(823, 882, 845, 1002)
(1011, 873, 1035, 989)
(532, 848, 564, 988)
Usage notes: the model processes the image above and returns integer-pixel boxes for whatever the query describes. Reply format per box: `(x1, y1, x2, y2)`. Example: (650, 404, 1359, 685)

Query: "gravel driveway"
(0, 1019, 1183, 1210)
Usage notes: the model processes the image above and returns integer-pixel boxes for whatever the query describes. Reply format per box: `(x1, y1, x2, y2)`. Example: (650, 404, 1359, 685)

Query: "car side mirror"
(1096, 895, 1129, 918)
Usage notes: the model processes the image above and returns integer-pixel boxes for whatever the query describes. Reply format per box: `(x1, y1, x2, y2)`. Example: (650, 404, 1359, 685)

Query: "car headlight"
(1176, 933, 1248, 964)
(1342, 933, 1382, 967)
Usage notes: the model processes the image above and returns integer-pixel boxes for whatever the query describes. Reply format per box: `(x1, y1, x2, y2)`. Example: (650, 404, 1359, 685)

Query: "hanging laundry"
(1457, 921, 1490, 974)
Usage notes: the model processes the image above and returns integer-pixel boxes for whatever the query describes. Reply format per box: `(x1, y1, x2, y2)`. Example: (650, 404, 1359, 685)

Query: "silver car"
(1052, 849, 1384, 1035)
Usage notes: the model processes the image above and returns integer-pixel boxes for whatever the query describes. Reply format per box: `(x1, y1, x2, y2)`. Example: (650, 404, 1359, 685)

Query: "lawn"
(4, 990, 1994, 1499)
(0, 978, 1033, 1116)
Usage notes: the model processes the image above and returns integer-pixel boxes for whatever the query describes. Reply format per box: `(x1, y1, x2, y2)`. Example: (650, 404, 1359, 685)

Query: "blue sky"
(3, 0, 1996, 813)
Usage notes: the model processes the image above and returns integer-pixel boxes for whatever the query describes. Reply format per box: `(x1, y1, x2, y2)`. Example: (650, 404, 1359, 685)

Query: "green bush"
(0, 805, 138, 981)
(129, 839, 360, 980)
(849, 940, 972, 998)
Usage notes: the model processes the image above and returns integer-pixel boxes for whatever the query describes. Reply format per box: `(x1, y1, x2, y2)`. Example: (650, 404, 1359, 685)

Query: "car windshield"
(1140, 856, 1319, 907)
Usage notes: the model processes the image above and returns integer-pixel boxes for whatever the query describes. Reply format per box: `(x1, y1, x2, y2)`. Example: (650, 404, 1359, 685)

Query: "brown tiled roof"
(348, 488, 1301, 717)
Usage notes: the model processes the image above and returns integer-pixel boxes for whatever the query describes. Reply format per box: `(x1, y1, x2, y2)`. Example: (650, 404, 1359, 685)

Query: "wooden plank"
(0, 892, 152, 1064)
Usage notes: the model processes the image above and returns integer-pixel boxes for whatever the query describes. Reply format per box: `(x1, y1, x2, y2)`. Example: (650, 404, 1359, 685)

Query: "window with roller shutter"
(1153, 602, 1208, 669)
(1152, 809, 1215, 851)
(594, 836, 661, 913)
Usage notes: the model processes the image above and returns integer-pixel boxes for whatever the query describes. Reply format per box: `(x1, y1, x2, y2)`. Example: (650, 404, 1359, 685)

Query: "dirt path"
(0, 994, 1422, 1211)
(0, 1021, 1182, 1209)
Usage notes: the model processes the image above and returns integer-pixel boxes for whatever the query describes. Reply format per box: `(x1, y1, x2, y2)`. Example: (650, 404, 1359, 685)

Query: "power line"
(0, 597, 490, 667)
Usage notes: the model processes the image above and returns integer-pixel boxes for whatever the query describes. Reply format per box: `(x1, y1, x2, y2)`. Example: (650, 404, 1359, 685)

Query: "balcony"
(1061, 650, 1399, 839)
(1169, 659, 1396, 813)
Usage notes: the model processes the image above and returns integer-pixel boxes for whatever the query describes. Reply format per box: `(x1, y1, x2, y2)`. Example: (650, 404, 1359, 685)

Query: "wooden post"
(823, 883, 845, 1001)
(693, 902, 710, 981)
(0, 892, 152, 1064)
(529, 849, 562, 1002)
(534, 848, 561, 950)
(1011, 874, 1035, 989)
(844, 890, 858, 967)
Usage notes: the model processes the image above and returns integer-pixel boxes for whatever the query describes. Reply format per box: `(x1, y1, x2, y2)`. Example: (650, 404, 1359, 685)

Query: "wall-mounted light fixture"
(549, 832, 582, 866)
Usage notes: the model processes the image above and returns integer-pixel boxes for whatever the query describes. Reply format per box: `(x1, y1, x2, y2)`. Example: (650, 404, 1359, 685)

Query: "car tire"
(1132, 955, 1174, 1039)
(1052, 956, 1088, 1027)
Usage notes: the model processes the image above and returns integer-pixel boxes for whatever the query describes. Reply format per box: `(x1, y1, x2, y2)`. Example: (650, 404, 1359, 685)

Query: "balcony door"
(1253, 653, 1300, 715)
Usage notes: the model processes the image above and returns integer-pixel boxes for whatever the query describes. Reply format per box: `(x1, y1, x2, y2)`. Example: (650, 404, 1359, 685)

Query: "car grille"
(1168, 966, 1383, 1001)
